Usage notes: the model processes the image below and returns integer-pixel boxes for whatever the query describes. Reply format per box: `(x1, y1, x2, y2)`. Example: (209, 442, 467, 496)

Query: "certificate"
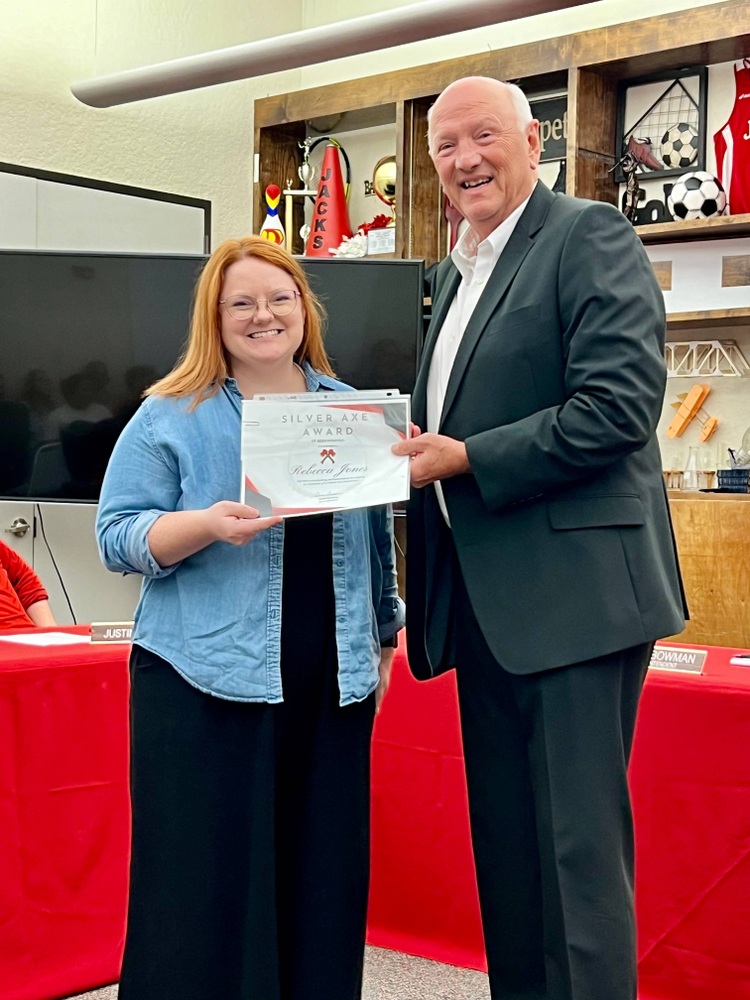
(241, 391, 411, 516)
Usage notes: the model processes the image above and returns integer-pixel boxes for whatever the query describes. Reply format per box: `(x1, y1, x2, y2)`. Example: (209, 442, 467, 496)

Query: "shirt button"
(476, 276, 484, 284)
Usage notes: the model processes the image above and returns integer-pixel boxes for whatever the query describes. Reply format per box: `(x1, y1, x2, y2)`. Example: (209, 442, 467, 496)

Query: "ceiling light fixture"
(72, 0, 596, 108)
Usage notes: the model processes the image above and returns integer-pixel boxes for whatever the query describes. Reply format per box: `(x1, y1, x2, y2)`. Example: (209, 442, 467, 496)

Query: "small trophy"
(297, 137, 316, 190)
(372, 155, 397, 227)
(284, 138, 318, 251)
(368, 155, 397, 255)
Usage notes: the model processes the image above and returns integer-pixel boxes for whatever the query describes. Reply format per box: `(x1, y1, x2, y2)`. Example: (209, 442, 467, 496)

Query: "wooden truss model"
(665, 341, 750, 378)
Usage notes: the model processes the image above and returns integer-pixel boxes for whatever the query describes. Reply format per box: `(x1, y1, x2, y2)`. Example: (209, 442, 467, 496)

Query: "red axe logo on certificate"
(320, 448, 336, 464)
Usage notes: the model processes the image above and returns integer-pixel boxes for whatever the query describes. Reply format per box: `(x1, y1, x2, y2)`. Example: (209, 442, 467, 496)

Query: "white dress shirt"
(426, 189, 534, 523)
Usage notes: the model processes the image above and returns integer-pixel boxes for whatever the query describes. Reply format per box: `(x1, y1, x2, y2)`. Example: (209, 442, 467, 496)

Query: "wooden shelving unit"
(667, 491, 750, 647)
(254, 0, 750, 266)
(667, 309, 750, 331)
(639, 213, 750, 244)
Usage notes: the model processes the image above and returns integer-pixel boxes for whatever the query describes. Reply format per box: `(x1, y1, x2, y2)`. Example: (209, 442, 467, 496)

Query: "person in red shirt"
(0, 539, 57, 630)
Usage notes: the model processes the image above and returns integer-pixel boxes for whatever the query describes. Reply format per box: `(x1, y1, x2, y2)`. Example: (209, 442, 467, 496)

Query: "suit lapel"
(412, 260, 461, 425)
(439, 183, 555, 429)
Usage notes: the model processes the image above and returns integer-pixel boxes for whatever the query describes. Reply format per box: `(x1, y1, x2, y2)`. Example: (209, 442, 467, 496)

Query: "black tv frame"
(0, 251, 424, 503)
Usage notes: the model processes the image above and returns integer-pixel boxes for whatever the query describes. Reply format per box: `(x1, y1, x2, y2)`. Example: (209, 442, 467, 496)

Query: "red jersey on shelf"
(713, 58, 750, 215)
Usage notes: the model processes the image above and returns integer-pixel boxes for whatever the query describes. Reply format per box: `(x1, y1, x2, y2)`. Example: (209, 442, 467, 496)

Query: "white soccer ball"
(668, 171, 727, 221)
(660, 122, 699, 170)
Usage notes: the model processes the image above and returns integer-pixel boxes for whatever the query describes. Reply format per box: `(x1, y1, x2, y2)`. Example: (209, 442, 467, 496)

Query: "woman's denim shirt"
(96, 364, 404, 705)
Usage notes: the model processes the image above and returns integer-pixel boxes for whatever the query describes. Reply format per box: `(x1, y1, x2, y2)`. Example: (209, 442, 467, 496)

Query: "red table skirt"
(0, 628, 130, 1000)
(2, 631, 750, 999)
(369, 642, 750, 1000)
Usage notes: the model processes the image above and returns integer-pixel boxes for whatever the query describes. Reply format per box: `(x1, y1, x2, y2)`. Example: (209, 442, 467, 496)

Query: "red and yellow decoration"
(259, 184, 285, 246)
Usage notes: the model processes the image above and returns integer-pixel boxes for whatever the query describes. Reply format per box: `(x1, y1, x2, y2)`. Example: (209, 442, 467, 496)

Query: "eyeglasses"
(220, 289, 301, 321)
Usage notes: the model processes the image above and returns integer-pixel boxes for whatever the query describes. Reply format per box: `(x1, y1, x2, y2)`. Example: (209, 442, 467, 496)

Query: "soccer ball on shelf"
(660, 122, 699, 170)
(667, 171, 727, 221)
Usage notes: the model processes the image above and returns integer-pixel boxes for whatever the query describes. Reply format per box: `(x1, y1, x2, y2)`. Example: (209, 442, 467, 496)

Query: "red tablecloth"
(369, 640, 750, 1000)
(0, 627, 130, 1000)
(2, 632, 750, 1000)
(632, 644, 750, 1000)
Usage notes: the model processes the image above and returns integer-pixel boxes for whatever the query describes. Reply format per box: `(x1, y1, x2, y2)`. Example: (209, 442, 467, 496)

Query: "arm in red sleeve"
(0, 540, 48, 611)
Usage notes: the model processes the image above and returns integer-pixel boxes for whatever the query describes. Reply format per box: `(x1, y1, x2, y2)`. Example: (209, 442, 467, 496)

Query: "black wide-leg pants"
(119, 649, 374, 1000)
(118, 520, 375, 1000)
(453, 566, 651, 1000)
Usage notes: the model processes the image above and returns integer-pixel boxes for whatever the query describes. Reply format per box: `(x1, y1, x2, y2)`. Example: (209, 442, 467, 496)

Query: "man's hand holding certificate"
(241, 390, 410, 516)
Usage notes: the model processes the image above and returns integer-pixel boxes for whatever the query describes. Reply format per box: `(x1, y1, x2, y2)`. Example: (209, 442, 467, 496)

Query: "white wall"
(0, 0, 304, 245)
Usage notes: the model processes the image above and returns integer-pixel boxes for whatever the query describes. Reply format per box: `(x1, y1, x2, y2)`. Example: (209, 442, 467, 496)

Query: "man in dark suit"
(392, 77, 686, 1000)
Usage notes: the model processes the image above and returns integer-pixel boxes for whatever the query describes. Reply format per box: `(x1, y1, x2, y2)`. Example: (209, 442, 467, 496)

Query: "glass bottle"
(683, 445, 700, 491)
(699, 445, 716, 489)
(667, 450, 683, 490)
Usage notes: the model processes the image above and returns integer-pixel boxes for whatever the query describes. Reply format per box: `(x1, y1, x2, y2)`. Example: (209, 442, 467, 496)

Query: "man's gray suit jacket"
(406, 181, 687, 679)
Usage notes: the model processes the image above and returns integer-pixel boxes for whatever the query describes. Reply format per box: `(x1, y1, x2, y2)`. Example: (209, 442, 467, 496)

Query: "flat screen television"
(302, 257, 423, 395)
(0, 251, 423, 502)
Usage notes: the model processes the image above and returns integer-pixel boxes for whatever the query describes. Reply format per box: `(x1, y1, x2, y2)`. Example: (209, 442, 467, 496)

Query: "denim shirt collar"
(223, 360, 343, 400)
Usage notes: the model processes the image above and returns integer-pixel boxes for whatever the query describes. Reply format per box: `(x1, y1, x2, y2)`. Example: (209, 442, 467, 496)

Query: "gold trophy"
(372, 156, 397, 227)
